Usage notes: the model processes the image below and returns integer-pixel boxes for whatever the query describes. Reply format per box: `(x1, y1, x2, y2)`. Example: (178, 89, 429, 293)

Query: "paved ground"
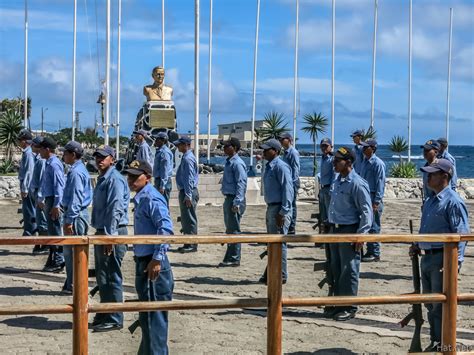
(0, 199, 473, 354)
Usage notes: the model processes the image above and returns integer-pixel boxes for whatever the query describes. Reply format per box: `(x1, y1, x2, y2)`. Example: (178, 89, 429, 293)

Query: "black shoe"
(177, 246, 197, 253)
(43, 263, 65, 273)
(258, 275, 287, 285)
(60, 287, 73, 295)
(333, 310, 356, 321)
(218, 260, 240, 267)
(322, 307, 337, 319)
(361, 254, 380, 263)
(92, 323, 123, 333)
(32, 245, 42, 254)
(91, 316, 103, 327)
(423, 341, 440, 352)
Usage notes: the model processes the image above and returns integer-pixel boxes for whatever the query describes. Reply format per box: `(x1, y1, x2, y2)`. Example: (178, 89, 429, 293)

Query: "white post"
(72, 0, 77, 140)
(194, 0, 200, 164)
(207, 0, 213, 163)
(104, 0, 111, 145)
(116, 0, 122, 158)
(23, 0, 28, 128)
(445, 8, 453, 147)
(331, 0, 335, 144)
(408, 0, 412, 162)
(162, 0, 165, 69)
(249, 0, 261, 167)
(293, 0, 299, 141)
(370, 0, 378, 129)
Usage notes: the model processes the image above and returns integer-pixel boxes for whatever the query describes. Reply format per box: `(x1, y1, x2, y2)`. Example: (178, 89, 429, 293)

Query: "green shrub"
(390, 161, 418, 178)
(0, 159, 14, 174)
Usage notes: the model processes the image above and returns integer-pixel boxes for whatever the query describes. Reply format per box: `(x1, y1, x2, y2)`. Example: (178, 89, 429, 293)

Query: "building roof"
(217, 119, 265, 127)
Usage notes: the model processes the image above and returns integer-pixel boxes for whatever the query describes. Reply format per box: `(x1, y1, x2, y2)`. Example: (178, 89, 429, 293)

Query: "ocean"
(204, 145, 474, 178)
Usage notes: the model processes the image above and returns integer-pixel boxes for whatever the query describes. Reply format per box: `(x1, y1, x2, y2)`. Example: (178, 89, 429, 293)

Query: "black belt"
(321, 184, 331, 188)
(224, 194, 235, 197)
(423, 248, 443, 255)
(267, 202, 281, 206)
(331, 223, 359, 229)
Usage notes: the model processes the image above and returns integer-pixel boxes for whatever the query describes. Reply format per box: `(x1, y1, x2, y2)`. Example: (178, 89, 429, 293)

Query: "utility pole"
(41, 107, 47, 136)
(75, 111, 82, 136)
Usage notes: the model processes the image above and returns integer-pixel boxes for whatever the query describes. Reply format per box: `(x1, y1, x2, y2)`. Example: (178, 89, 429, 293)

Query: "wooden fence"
(0, 234, 472, 355)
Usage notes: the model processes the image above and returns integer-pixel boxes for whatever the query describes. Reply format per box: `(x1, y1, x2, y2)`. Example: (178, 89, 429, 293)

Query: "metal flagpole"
(331, 0, 335, 144)
(370, 0, 378, 129)
(207, 0, 213, 163)
(249, 0, 261, 168)
(24, 0, 28, 128)
(72, 0, 77, 140)
(104, 0, 111, 145)
(194, 0, 200, 164)
(408, 0, 412, 162)
(162, 0, 165, 69)
(116, 0, 122, 158)
(445, 8, 453, 147)
(293, 0, 299, 141)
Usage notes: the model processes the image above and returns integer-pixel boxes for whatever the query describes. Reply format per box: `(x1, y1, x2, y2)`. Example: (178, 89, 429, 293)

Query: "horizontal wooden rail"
(0, 236, 88, 245)
(458, 293, 474, 302)
(0, 304, 73, 315)
(460, 235, 474, 242)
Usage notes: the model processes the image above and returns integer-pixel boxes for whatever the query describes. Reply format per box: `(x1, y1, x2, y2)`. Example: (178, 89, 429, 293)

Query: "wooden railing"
(0, 234, 472, 355)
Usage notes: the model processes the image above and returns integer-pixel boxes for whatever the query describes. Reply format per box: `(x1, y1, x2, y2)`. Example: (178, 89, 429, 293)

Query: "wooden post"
(73, 244, 89, 355)
(267, 242, 282, 355)
(441, 242, 458, 354)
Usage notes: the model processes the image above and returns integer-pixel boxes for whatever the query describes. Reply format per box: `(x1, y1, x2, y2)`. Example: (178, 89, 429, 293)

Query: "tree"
(0, 97, 31, 118)
(301, 112, 328, 176)
(0, 109, 23, 160)
(259, 111, 289, 141)
(389, 135, 408, 164)
(361, 126, 377, 141)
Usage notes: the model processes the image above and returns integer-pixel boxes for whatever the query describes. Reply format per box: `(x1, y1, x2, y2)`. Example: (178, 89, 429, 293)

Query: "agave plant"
(390, 161, 418, 178)
(259, 111, 290, 141)
(361, 126, 377, 141)
(389, 135, 409, 164)
(301, 112, 328, 176)
(0, 109, 23, 160)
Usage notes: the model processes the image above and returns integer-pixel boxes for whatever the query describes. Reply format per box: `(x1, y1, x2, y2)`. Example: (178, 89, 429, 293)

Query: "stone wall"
(0, 177, 20, 199)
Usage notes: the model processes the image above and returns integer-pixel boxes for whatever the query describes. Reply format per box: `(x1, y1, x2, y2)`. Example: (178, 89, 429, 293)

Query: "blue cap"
(437, 137, 448, 146)
(361, 139, 377, 148)
(93, 145, 115, 158)
(60, 140, 84, 155)
(320, 138, 332, 146)
(259, 138, 281, 151)
(154, 132, 168, 140)
(334, 146, 356, 161)
(420, 158, 453, 176)
(123, 160, 153, 175)
(17, 129, 33, 142)
(133, 129, 149, 138)
(173, 136, 192, 145)
(350, 129, 363, 137)
(420, 139, 440, 151)
(278, 132, 293, 141)
(32, 136, 44, 146)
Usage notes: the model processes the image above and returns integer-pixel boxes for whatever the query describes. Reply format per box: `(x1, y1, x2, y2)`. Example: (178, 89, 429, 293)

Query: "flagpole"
(370, 0, 378, 129)
(104, 0, 111, 145)
(407, 0, 412, 162)
(72, 0, 77, 140)
(24, 0, 28, 128)
(292, 0, 299, 141)
(207, 0, 213, 163)
(331, 0, 335, 144)
(249, 0, 261, 169)
(162, 0, 165, 69)
(194, 0, 200, 164)
(116, 0, 122, 158)
(445, 8, 453, 147)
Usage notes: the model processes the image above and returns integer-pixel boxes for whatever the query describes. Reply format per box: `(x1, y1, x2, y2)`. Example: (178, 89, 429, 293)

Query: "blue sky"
(0, 0, 473, 145)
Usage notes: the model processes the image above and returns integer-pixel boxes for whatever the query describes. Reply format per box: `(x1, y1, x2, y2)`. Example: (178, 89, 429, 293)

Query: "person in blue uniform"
(91, 145, 130, 332)
(327, 147, 372, 321)
(17, 129, 36, 237)
(350, 130, 364, 174)
(437, 137, 457, 191)
(410, 158, 469, 352)
(258, 138, 293, 284)
(123, 160, 174, 355)
(174, 136, 199, 253)
(37, 137, 65, 272)
(319, 137, 335, 231)
(153, 132, 174, 206)
(420, 140, 440, 201)
(134, 129, 154, 166)
(219, 137, 247, 267)
(60, 141, 92, 294)
(279, 132, 300, 235)
(359, 139, 386, 262)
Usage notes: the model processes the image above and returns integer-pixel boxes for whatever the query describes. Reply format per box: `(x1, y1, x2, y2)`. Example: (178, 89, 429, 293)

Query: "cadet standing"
(153, 132, 174, 206)
(410, 159, 469, 352)
(359, 139, 386, 262)
(259, 139, 293, 284)
(279, 133, 300, 235)
(327, 147, 372, 321)
(437, 138, 457, 191)
(134, 129, 154, 166)
(174, 136, 199, 253)
(37, 137, 65, 272)
(91, 145, 130, 332)
(319, 138, 335, 231)
(17, 129, 36, 237)
(124, 160, 174, 354)
(350, 130, 364, 174)
(219, 138, 247, 267)
(60, 141, 92, 294)
(420, 140, 440, 201)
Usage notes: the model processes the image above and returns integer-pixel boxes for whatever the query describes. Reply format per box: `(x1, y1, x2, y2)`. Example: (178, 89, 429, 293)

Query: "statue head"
(152, 66, 165, 85)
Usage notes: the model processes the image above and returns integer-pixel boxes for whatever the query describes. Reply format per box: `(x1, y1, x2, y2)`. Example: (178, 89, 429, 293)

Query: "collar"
(435, 185, 451, 201)
(99, 166, 116, 180)
(133, 182, 153, 204)
(183, 150, 192, 157)
(46, 154, 57, 164)
(339, 169, 355, 183)
(22, 146, 31, 153)
(226, 153, 238, 163)
(268, 156, 280, 168)
(69, 160, 83, 170)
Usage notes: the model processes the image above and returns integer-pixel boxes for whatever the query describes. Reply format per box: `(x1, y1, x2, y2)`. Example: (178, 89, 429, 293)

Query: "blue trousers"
(265, 203, 291, 279)
(178, 188, 199, 248)
(63, 210, 89, 291)
(318, 186, 331, 224)
(154, 178, 172, 207)
(421, 251, 443, 343)
(367, 202, 383, 257)
(21, 193, 37, 236)
(329, 223, 361, 313)
(135, 255, 174, 355)
(44, 197, 64, 266)
(222, 195, 245, 262)
(288, 189, 298, 235)
(94, 226, 128, 326)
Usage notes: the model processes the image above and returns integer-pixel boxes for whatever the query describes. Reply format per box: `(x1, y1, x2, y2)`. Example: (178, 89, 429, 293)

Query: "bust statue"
(143, 66, 173, 101)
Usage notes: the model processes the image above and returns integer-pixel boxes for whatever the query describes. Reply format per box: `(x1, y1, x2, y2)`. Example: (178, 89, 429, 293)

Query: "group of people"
(17, 126, 470, 353)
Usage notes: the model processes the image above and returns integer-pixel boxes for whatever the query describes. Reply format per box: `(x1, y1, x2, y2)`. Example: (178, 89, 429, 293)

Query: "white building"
(217, 120, 266, 148)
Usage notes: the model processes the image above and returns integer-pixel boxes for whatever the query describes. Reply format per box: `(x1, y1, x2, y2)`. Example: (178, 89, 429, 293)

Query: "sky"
(0, 0, 473, 145)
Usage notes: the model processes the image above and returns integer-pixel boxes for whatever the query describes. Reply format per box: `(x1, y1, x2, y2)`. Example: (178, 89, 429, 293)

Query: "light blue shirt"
(175, 150, 199, 199)
(439, 150, 457, 191)
(19, 146, 35, 194)
(263, 157, 294, 216)
(418, 186, 469, 262)
(282, 146, 300, 190)
(30, 154, 45, 198)
(153, 144, 174, 188)
(91, 166, 130, 235)
(320, 153, 335, 186)
(328, 169, 373, 234)
(62, 160, 93, 224)
(353, 145, 364, 174)
(360, 153, 386, 205)
(221, 154, 247, 207)
(133, 183, 172, 261)
(136, 141, 154, 167)
(40, 155, 65, 208)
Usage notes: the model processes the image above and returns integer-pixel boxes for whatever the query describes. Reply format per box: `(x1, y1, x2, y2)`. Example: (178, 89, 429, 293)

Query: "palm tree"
(389, 135, 408, 164)
(0, 109, 23, 160)
(301, 112, 328, 176)
(361, 126, 377, 141)
(259, 111, 289, 141)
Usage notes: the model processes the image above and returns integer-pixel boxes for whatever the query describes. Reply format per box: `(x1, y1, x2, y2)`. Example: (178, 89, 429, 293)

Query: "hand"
(409, 244, 421, 258)
(159, 188, 165, 195)
(103, 245, 113, 256)
(276, 214, 285, 229)
(184, 197, 193, 208)
(63, 223, 74, 235)
(231, 205, 239, 214)
(37, 202, 45, 210)
(21, 192, 28, 199)
(50, 207, 60, 221)
(354, 242, 364, 252)
(372, 203, 379, 212)
(145, 259, 161, 280)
